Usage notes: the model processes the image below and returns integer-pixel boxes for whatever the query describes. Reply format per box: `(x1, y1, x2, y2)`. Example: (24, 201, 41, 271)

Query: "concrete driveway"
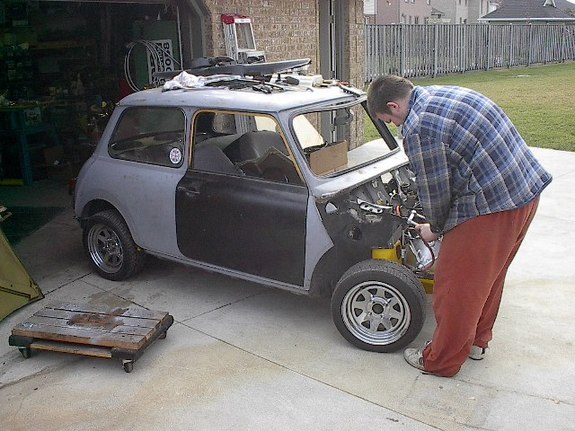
(0, 147, 573, 431)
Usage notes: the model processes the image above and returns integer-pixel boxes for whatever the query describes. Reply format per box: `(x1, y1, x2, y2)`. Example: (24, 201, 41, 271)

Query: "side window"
(109, 107, 185, 168)
(191, 111, 303, 185)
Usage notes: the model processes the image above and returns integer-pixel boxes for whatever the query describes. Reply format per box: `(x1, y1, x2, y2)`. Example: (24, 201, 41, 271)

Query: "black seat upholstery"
(193, 144, 241, 175)
(224, 131, 287, 163)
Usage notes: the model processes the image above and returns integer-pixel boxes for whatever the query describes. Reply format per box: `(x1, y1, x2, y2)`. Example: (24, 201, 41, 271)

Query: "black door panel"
(176, 171, 308, 286)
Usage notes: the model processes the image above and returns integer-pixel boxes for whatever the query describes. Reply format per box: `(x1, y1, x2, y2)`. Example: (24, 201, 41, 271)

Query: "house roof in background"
(555, 0, 575, 13)
(480, 0, 575, 21)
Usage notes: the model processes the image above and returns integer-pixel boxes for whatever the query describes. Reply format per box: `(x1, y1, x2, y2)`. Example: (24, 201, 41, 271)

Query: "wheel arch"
(79, 199, 117, 222)
(308, 247, 372, 298)
(82, 209, 146, 281)
(78, 200, 142, 247)
(310, 198, 405, 297)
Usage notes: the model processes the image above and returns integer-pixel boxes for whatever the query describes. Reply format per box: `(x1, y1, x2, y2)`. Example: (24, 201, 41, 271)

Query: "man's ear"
(386, 101, 399, 111)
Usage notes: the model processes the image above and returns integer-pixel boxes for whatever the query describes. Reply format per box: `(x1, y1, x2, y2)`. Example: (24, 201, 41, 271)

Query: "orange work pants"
(422, 197, 540, 377)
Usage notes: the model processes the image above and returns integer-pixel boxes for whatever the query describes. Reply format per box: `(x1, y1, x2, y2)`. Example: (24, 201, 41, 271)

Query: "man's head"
(367, 75, 414, 126)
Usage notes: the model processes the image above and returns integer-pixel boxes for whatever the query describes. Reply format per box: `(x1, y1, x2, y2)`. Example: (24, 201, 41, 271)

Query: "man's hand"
(415, 223, 440, 242)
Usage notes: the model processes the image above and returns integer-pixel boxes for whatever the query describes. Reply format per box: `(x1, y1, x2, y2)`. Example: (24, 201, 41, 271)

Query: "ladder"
(221, 14, 266, 63)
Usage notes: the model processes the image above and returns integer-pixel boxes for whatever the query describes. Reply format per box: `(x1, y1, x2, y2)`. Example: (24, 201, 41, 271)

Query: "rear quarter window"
(109, 107, 186, 168)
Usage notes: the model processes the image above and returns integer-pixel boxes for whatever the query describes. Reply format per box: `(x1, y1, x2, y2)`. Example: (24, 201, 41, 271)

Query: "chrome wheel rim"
(341, 281, 411, 346)
(87, 223, 124, 274)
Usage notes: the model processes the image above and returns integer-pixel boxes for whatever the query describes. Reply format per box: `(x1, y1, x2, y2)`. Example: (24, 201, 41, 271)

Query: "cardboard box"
(309, 141, 348, 175)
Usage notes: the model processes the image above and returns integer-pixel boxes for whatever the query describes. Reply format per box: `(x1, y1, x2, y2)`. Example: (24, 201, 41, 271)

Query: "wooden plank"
(46, 302, 169, 321)
(34, 308, 161, 330)
(12, 314, 170, 350)
(12, 321, 147, 350)
(17, 315, 154, 337)
(12, 303, 172, 352)
(30, 340, 113, 358)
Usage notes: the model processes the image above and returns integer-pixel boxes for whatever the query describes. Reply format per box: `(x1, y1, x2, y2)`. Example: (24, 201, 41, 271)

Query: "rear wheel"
(83, 210, 145, 281)
(331, 260, 426, 353)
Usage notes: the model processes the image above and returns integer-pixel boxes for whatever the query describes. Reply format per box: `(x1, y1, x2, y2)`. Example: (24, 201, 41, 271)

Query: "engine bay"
(346, 165, 441, 279)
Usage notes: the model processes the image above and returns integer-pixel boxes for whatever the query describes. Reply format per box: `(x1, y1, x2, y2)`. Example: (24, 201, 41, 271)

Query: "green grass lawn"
(367, 62, 575, 152)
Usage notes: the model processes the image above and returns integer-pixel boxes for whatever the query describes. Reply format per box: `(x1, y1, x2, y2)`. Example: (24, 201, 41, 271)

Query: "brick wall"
(201, 0, 365, 85)
(204, 0, 320, 73)
(346, 1, 366, 144)
(347, 1, 365, 88)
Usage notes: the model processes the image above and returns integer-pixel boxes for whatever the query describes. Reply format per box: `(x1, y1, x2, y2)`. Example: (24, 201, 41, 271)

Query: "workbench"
(9, 302, 174, 372)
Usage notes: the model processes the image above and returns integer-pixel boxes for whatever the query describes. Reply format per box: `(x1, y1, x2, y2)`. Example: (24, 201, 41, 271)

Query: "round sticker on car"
(169, 148, 182, 165)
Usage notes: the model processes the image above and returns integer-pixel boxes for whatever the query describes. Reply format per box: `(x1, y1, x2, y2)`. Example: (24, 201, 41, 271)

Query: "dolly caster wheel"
(122, 360, 134, 373)
(19, 347, 31, 359)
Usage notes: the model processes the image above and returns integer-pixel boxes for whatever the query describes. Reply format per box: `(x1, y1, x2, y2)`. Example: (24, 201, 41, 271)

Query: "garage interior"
(0, 0, 198, 187)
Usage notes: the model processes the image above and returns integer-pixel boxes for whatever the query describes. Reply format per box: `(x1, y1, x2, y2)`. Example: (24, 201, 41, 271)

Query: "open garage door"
(14, 0, 207, 90)
(0, 0, 207, 185)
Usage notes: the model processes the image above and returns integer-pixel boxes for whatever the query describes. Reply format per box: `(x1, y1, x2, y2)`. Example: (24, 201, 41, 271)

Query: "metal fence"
(365, 23, 575, 82)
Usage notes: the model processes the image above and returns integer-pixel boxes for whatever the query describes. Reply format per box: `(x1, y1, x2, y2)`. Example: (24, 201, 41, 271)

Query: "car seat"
(193, 144, 241, 175)
(224, 131, 287, 163)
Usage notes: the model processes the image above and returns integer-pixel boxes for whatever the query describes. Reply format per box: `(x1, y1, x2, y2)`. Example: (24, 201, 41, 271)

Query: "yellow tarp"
(0, 211, 43, 321)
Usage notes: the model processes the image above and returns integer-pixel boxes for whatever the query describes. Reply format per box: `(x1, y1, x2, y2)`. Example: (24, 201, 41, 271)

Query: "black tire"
(83, 210, 146, 281)
(123, 361, 134, 373)
(331, 259, 426, 353)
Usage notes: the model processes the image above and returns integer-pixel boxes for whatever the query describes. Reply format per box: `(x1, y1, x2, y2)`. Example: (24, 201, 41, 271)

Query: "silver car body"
(74, 83, 409, 294)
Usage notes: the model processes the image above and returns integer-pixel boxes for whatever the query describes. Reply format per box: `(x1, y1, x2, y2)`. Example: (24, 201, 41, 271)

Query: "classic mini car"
(74, 66, 439, 353)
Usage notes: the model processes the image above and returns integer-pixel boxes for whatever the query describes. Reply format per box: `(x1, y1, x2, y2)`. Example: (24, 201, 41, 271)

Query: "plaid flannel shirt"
(402, 86, 552, 234)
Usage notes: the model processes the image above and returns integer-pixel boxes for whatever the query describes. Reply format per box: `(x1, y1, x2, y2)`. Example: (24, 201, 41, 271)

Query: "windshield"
(292, 101, 398, 176)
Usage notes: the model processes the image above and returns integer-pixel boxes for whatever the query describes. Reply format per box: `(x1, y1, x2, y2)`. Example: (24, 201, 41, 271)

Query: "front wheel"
(83, 210, 146, 281)
(331, 260, 426, 353)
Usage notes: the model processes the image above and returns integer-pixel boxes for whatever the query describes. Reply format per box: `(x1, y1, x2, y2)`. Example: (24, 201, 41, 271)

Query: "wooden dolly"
(9, 302, 174, 373)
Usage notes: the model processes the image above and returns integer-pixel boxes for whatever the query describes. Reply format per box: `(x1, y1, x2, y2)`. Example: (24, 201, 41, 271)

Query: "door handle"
(177, 185, 200, 197)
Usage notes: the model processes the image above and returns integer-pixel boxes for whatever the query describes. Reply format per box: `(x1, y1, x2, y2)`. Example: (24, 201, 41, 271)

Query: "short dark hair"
(367, 75, 414, 116)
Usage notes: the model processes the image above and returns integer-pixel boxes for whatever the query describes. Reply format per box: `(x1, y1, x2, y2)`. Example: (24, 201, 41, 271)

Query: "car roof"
(118, 83, 365, 113)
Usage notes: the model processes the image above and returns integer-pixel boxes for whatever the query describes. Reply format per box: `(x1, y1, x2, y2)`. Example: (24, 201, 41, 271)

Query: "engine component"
(406, 235, 441, 272)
